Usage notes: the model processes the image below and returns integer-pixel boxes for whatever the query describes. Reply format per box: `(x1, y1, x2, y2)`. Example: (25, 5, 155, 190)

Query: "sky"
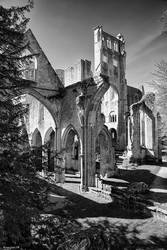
(1, 0, 167, 90)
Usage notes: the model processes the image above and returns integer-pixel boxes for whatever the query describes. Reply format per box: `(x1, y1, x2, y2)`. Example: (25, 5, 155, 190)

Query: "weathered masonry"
(22, 26, 161, 191)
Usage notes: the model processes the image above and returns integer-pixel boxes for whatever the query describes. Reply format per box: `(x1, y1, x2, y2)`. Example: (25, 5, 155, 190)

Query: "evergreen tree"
(0, 1, 48, 247)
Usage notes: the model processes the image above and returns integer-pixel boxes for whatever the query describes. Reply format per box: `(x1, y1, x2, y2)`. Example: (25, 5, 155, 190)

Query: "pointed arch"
(44, 127, 55, 172)
(31, 128, 42, 171)
(95, 125, 113, 177)
(62, 124, 81, 150)
(20, 87, 58, 128)
(44, 127, 55, 144)
(61, 124, 81, 174)
(31, 128, 42, 147)
(97, 125, 112, 149)
(97, 125, 112, 144)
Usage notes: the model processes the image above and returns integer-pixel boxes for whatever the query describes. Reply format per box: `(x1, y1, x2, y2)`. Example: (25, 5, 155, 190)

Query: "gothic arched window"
(22, 49, 37, 81)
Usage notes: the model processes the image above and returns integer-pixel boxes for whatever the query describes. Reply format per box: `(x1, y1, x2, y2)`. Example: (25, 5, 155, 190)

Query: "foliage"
(0, 1, 50, 248)
(27, 217, 167, 250)
(150, 60, 167, 147)
(0, 0, 33, 90)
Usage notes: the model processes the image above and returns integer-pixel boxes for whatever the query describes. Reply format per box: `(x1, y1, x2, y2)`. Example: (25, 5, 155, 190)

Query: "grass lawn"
(118, 164, 161, 186)
(42, 178, 167, 249)
(36, 165, 167, 249)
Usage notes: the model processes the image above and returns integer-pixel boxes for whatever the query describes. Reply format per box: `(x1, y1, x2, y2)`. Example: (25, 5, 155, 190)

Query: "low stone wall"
(94, 180, 167, 221)
(89, 187, 112, 201)
(111, 186, 167, 221)
(148, 206, 167, 222)
(110, 186, 153, 216)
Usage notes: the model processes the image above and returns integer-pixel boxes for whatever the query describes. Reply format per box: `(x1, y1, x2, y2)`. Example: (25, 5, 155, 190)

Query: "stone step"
(115, 150, 125, 167)
(65, 173, 80, 178)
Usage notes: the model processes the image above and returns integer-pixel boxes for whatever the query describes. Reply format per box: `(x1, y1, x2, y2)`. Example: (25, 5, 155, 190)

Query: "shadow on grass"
(46, 182, 152, 220)
(78, 220, 167, 250)
(28, 178, 167, 249)
(147, 191, 167, 204)
(119, 169, 158, 186)
(30, 217, 167, 250)
(113, 167, 167, 204)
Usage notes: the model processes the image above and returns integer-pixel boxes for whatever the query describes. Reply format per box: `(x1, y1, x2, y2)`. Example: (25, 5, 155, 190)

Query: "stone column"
(127, 116, 132, 150)
(76, 92, 88, 191)
(131, 104, 141, 163)
(86, 120, 96, 187)
(155, 112, 162, 162)
(117, 85, 127, 151)
(76, 75, 110, 190)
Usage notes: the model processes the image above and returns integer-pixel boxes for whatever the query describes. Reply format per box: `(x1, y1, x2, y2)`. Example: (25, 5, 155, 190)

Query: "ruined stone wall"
(127, 86, 142, 108)
(55, 69, 65, 85)
(64, 59, 92, 87)
(24, 30, 63, 97)
(24, 95, 56, 144)
(60, 84, 82, 140)
(130, 98, 158, 163)
(23, 29, 65, 148)
(139, 105, 156, 162)
(23, 27, 161, 190)
(60, 81, 98, 144)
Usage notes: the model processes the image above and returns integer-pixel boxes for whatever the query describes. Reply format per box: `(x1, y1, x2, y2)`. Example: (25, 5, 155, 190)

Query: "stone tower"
(94, 26, 128, 150)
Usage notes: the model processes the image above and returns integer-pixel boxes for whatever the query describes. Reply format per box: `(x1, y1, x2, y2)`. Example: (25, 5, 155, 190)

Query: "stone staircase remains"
(115, 150, 125, 168)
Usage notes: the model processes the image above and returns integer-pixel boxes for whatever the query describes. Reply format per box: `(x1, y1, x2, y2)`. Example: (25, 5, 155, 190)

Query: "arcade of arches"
(22, 27, 161, 191)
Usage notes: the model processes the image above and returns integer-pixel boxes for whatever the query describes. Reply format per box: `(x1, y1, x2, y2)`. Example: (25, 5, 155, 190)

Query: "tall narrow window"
(107, 39, 111, 49)
(114, 41, 118, 52)
(115, 115, 117, 122)
(113, 59, 118, 77)
(22, 49, 37, 81)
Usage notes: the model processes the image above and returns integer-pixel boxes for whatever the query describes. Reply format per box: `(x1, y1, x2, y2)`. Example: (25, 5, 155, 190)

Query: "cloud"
(126, 27, 167, 87)
(127, 32, 167, 67)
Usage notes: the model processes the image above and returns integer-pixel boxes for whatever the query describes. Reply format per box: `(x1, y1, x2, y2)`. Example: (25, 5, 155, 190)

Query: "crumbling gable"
(24, 29, 64, 98)
(129, 92, 160, 163)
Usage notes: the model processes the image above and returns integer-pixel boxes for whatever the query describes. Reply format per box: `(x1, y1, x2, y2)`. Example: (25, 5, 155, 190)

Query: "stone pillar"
(154, 112, 162, 162)
(127, 116, 131, 150)
(117, 83, 127, 151)
(140, 110, 145, 147)
(76, 92, 88, 191)
(80, 123, 85, 189)
(54, 126, 61, 168)
(76, 75, 110, 190)
(55, 126, 61, 152)
(86, 124, 96, 187)
(131, 104, 141, 163)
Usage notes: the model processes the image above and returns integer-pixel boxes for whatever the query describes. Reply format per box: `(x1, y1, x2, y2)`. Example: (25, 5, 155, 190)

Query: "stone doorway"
(95, 129, 110, 178)
(64, 128, 81, 175)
